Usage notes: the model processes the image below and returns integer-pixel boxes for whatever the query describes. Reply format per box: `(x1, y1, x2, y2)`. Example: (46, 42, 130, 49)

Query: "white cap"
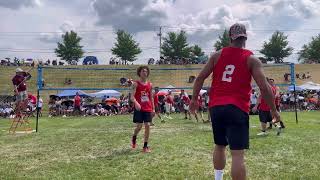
(16, 68, 24, 73)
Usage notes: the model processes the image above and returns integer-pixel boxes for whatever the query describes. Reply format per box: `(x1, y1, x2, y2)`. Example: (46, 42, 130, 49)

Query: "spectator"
(73, 92, 82, 116)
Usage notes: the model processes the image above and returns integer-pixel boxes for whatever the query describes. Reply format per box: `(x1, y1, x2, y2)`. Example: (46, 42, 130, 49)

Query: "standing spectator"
(74, 92, 82, 116)
(250, 89, 258, 115)
(37, 98, 43, 117)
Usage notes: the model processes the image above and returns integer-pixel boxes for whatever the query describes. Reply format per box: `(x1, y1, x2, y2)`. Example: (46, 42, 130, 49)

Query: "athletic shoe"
(161, 120, 166, 123)
(276, 126, 282, 136)
(142, 147, 151, 153)
(168, 116, 173, 120)
(257, 131, 268, 136)
(185, 117, 188, 120)
(131, 143, 137, 149)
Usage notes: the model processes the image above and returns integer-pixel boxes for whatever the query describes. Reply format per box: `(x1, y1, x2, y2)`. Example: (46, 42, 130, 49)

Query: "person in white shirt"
(250, 89, 258, 115)
(37, 98, 43, 117)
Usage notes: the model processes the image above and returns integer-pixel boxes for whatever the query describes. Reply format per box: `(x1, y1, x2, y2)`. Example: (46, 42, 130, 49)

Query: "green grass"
(0, 112, 320, 179)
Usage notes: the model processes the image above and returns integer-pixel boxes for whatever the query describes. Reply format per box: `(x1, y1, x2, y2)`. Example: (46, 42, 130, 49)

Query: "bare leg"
(231, 150, 246, 180)
(213, 145, 226, 170)
(144, 123, 150, 143)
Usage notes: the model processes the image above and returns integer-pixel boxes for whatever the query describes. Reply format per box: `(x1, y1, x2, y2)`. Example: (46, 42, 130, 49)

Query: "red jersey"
(74, 95, 81, 107)
(259, 85, 276, 111)
(273, 86, 280, 105)
(198, 95, 203, 107)
(209, 47, 253, 113)
(166, 95, 174, 104)
(181, 95, 190, 105)
(12, 74, 27, 92)
(134, 81, 153, 112)
(154, 93, 159, 107)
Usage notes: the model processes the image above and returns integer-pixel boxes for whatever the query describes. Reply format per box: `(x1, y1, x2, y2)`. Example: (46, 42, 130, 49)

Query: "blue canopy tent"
(288, 85, 303, 92)
(88, 90, 121, 99)
(56, 90, 89, 98)
(83, 56, 99, 65)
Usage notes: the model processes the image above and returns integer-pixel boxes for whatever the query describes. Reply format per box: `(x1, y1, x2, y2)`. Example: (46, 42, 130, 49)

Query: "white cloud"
(1, 0, 320, 64)
(0, 0, 41, 9)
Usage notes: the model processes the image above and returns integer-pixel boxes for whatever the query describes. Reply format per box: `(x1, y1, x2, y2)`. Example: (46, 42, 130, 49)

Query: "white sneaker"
(168, 116, 173, 120)
(276, 126, 282, 136)
(62, 115, 67, 117)
(257, 131, 268, 136)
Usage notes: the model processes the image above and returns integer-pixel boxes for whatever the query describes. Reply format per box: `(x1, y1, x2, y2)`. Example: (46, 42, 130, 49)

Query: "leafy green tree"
(298, 34, 320, 63)
(111, 30, 142, 64)
(161, 31, 191, 60)
(214, 29, 230, 51)
(260, 31, 293, 63)
(55, 31, 84, 65)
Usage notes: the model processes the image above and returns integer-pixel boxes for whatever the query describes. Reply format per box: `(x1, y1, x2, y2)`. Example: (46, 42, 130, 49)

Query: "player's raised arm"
(190, 51, 221, 113)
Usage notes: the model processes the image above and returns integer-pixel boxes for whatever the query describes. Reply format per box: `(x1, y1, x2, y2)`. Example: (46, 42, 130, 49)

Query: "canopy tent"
(56, 90, 89, 98)
(88, 90, 121, 99)
(82, 56, 99, 65)
(299, 81, 320, 91)
(288, 82, 320, 91)
(287, 85, 304, 92)
(160, 85, 180, 94)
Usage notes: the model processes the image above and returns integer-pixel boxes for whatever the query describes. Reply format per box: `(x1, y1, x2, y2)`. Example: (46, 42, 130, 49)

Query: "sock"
(214, 169, 224, 180)
(143, 142, 148, 148)
(132, 135, 137, 144)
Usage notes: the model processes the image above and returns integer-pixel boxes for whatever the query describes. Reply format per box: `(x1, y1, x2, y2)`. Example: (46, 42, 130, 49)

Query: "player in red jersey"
(269, 79, 285, 129)
(180, 90, 191, 120)
(193, 94, 207, 123)
(254, 78, 285, 135)
(153, 87, 164, 123)
(190, 23, 281, 180)
(164, 91, 174, 119)
(253, 78, 281, 136)
(130, 66, 154, 153)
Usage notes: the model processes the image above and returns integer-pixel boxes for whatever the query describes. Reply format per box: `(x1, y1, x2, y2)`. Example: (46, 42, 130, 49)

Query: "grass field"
(0, 111, 320, 179)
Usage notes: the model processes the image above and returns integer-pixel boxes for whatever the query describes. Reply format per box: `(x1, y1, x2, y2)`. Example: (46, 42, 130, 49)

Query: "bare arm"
(130, 82, 137, 103)
(151, 85, 155, 112)
(191, 51, 221, 101)
(248, 56, 276, 112)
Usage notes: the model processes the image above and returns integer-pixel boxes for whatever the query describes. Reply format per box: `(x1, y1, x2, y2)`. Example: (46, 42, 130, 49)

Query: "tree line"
(55, 29, 320, 65)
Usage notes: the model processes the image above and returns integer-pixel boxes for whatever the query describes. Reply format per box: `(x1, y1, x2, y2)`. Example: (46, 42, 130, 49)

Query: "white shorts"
(183, 104, 189, 111)
(165, 103, 172, 113)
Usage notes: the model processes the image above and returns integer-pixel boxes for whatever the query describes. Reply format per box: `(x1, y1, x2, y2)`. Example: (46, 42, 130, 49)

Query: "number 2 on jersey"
(222, 65, 235, 82)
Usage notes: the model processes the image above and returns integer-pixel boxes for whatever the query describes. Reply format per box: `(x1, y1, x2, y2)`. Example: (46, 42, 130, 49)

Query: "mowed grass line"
(0, 112, 319, 179)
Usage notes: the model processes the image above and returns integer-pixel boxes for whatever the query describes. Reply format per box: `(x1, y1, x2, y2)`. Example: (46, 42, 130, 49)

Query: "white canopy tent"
(88, 90, 121, 99)
(298, 81, 320, 91)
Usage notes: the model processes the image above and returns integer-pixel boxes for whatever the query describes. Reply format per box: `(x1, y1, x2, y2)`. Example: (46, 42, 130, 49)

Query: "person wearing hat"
(12, 68, 32, 113)
(190, 23, 281, 180)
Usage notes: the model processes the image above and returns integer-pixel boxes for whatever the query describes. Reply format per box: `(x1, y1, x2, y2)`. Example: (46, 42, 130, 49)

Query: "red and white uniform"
(134, 81, 153, 112)
(153, 92, 159, 107)
(198, 95, 203, 108)
(209, 47, 253, 113)
(259, 85, 276, 111)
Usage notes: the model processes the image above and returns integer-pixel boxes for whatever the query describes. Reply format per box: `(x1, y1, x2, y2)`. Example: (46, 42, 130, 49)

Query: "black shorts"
(198, 106, 203, 112)
(133, 110, 152, 124)
(259, 110, 272, 123)
(210, 105, 249, 150)
(74, 106, 81, 112)
(155, 106, 160, 113)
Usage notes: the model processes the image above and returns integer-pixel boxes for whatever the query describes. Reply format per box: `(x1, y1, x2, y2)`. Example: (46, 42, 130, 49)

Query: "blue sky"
(0, 0, 319, 64)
